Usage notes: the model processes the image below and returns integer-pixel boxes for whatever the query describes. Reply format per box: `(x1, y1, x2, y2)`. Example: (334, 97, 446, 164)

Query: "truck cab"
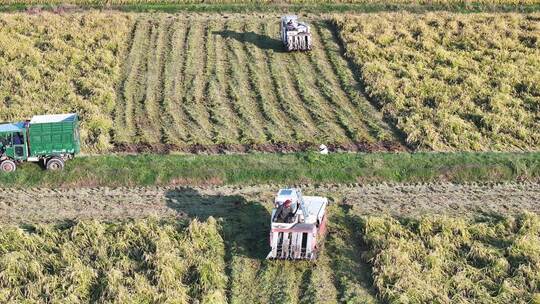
(0, 113, 80, 172)
(0, 122, 28, 162)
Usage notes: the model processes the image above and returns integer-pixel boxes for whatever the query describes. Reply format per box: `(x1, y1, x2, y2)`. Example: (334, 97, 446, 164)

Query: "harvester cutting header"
(280, 15, 312, 51)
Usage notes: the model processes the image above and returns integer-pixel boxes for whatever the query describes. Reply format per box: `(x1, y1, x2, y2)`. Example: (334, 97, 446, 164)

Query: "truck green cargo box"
(0, 113, 80, 172)
(29, 113, 81, 156)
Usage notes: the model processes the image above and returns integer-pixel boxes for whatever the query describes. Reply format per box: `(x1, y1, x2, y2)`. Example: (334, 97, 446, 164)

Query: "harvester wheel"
(0, 160, 16, 173)
(46, 157, 65, 171)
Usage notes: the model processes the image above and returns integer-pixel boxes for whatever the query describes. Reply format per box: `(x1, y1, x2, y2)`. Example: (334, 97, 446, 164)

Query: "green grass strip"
(1, 152, 539, 187)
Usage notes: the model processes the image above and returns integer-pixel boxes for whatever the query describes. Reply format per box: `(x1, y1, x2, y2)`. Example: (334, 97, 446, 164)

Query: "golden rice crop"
(3, 191, 536, 303)
(362, 213, 540, 303)
(0, 217, 226, 303)
(0, 12, 134, 152)
(335, 13, 540, 151)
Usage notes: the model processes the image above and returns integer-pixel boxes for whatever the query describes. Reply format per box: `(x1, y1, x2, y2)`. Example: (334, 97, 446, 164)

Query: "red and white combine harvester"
(280, 15, 312, 52)
(267, 188, 328, 260)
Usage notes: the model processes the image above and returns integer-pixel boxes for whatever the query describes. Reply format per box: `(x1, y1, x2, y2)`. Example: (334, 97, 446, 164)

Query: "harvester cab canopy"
(275, 188, 299, 208)
(283, 15, 299, 29)
(273, 188, 302, 224)
(282, 15, 309, 32)
(272, 188, 325, 225)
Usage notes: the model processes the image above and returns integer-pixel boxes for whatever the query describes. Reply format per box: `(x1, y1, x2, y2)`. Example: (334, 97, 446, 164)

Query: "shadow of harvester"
(213, 30, 286, 53)
(165, 188, 270, 260)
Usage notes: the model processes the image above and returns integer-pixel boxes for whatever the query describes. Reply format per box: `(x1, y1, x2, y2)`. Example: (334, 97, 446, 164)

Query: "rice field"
(0, 12, 399, 153)
(0, 12, 134, 151)
(335, 13, 540, 151)
(1, 184, 539, 303)
(363, 213, 540, 303)
(0, 218, 227, 303)
(3, 12, 540, 152)
(113, 14, 396, 151)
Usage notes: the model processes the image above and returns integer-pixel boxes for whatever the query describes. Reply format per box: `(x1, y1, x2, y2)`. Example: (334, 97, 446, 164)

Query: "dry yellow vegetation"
(0, 12, 133, 151)
(0, 13, 398, 153)
(335, 13, 540, 151)
(363, 213, 540, 303)
(2, 185, 538, 303)
(0, 218, 226, 303)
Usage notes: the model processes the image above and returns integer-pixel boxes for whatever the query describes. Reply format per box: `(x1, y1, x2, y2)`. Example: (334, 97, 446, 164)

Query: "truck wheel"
(46, 157, 65, 171)
(0, 160, 16, 173)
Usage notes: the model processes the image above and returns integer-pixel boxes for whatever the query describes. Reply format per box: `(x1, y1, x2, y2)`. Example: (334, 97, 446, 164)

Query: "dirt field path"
(1, 182, 538, 224)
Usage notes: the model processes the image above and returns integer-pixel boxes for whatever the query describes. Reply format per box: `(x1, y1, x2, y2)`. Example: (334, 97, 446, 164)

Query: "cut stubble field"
(0, 12, 402, 153)
(113, 14, 399, 153)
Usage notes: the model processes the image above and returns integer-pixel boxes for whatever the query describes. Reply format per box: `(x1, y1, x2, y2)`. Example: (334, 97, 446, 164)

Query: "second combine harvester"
(280, 15, 312, 51)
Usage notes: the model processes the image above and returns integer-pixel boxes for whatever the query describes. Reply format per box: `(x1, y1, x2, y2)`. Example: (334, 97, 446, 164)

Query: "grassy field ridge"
(0, 152, 538, 187)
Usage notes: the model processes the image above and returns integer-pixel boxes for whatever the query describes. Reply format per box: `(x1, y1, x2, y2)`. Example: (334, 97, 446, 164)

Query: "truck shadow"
(165, 187, 270, 260)
(213, 30, 286, 52)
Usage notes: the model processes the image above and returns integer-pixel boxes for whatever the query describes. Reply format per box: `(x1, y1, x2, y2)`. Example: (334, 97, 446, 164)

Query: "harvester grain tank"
(267, 188, 328, 260)
(280, 15, 312, 51)
(0, 113, 80, 172)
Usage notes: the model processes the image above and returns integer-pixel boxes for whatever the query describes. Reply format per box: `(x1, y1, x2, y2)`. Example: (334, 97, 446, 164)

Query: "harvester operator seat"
(274, 199, 297, 223)
(285, 17, 297, 30)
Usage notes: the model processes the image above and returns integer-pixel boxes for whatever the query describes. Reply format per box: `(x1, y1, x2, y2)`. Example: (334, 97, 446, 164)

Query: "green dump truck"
(0, 113, 80, 172)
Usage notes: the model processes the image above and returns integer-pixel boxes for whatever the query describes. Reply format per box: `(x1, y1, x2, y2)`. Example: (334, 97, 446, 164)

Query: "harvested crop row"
(334, 13, 540, 151)
(114, 14, 397, 150)
(0, 12, 134, 152)
(0, 13, 397, 153)
(2, 182, 539, 224)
